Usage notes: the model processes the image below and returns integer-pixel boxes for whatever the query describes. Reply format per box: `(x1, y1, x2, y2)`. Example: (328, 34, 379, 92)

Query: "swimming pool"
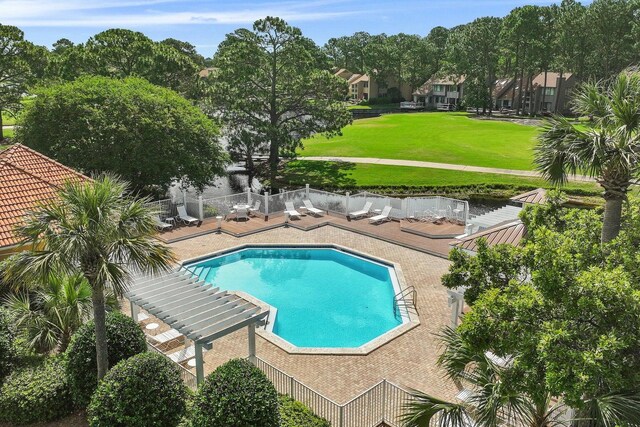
(185, 247, 405, 349)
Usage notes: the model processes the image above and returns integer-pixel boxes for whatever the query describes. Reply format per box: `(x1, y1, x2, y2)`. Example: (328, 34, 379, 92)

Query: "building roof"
(348, 73, 369, 85)
(510, 188, 547, 205)
(453, 220, 526, 252)
(532, 72, 573, 88)
(0, 144, 88, 248)
(198, 67, 216, 78)
(412, 75, 465, 95)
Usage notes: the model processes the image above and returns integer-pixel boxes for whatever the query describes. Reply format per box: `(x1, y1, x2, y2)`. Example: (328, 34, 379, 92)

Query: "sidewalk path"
(300, 156, 595, 183)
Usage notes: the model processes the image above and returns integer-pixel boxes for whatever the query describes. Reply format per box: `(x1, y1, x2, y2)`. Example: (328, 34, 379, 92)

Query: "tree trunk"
(91, 285, 109, 380)
(601, 196, 623, 243)
(541, 70, 548, 114)
(0, 108, 4, 140)
(554, 71, 564, 114)
(268, 136, 279, 189)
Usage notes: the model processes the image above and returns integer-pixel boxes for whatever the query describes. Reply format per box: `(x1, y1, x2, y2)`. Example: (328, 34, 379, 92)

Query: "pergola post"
(248, 323, 256, 363)
(130, 301, 139, 322)
(195, 342, 205, 385)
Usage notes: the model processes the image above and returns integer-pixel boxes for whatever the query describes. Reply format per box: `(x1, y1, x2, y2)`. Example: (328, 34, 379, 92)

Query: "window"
(544, 87, 556, 96)
(363, 82, 369, 88)
(433, 85, 444, 92)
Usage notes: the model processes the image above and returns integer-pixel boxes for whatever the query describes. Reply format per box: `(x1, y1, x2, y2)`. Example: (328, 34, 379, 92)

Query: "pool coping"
(180, 243, 421, 356)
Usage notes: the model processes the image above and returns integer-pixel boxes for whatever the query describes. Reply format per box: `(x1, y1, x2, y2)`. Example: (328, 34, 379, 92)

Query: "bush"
(88, 352, 188, 427)
(191, 358, 280, 427)
(0, 357, 73, 425)
(65, 311, 146, 407)
(279, 395, 330, 427)
(0, 309, 15, 382)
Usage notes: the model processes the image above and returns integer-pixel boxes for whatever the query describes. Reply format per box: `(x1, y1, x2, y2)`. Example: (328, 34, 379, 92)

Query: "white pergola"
(126, 268, 269, 384)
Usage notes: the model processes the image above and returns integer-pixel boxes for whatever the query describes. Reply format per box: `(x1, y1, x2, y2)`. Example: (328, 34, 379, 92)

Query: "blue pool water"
(186, 248, 402, 348)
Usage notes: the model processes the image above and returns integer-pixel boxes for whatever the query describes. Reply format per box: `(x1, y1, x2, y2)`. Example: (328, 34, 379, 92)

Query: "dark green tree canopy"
(444, 197, 640, 408)
(210, 17, 351, 185)
(46, 29, 200, 96)
(17, 76, 227, 194)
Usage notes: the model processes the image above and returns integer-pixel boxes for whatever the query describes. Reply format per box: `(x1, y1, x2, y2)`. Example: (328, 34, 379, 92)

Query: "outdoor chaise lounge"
(248, 200, 261, 217)
(148, 328, 183, 346)
(177, 205, 199, 225)
(136, 312, 150, 322)
(168, 345, 195, 364)
(284, 202, 301, 219)
(349, 201, 372, 219)
(369, 205, 392, 224)
(303, 199, 324, 217)
(154, 215, 173, 231)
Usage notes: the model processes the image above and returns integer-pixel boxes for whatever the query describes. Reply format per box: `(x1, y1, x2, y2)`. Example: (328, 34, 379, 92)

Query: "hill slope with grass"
(300, 112, 538, 170)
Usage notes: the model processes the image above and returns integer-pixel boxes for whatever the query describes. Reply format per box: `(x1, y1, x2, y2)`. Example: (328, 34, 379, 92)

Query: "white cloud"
(0, 0, 357, 26)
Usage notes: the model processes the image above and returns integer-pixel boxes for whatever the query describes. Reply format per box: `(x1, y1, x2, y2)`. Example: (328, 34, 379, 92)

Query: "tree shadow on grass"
(278, 160, 357, 189)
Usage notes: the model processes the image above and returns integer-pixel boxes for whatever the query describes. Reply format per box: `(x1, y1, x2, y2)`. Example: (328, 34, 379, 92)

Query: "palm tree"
(5, 175, 174, 379)
(3, 274, 119, 353)
(535, 69, 640, 243)
(401, 328, 640, 427)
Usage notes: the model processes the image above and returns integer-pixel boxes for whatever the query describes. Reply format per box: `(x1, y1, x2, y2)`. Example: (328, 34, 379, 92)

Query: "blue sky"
(2, 0, 565, 57)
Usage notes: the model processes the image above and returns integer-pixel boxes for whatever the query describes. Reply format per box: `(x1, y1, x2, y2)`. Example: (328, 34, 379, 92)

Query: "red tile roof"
(0, 144, 89, 248)
(453, 220, 526, 252)
(510, 188, 547, 205)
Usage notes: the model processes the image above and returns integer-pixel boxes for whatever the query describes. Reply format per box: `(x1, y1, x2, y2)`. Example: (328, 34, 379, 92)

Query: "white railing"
(176, 187, 470, 225)
(147, 341, 197, 390)
(144, 198, 177, 219)
(252, 356, 430, 427)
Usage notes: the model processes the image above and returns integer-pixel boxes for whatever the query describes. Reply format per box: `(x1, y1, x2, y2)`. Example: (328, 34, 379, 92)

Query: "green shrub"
(0, 357, 73, 425)
(65, 311, 146, 407)
(279, 395, 330, 427)
(88, 352, 188, 427)
(191, 358, 280, 427)
(0, 309, 15, 382)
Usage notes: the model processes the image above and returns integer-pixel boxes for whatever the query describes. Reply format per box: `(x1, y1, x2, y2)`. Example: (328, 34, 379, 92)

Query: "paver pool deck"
(168, 225, 459, 403)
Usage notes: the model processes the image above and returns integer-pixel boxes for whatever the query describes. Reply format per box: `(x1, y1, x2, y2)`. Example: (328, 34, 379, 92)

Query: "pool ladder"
(393, 286, 417, 317)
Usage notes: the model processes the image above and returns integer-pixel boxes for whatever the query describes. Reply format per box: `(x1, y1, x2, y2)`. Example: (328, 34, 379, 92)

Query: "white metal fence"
(252, 356, 428, 427)
(169, 186, 469, 225)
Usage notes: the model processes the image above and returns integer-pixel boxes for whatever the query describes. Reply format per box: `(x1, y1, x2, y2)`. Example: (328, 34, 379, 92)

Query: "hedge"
(88, 352, 188, 427)
(65, 311, 147, 407)
(279, 395, 331, 427)
(191, 358, 280, 427)
(0, 308, 14, 382)
(0, 357, 73, 425)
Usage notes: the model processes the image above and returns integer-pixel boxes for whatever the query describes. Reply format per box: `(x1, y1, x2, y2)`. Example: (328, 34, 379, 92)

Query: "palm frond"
(400, 390, 470, 427)
(575, 391, 640, 427)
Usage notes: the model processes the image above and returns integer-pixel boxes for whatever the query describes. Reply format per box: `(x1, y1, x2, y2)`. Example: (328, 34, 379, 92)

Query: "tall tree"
(446, 17, 502, 114)
(17, 76, 228, 195)
(0, 24, 44, 140)
(5, 176, 175, 380)
(535, 69, 640, 243)
(425, 26, 450, 72)
(210, 17, 351, 187)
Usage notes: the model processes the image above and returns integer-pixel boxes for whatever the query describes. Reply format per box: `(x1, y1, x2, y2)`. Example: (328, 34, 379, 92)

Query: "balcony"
(448, 91, 459, 98)
(433, 90, 447, 96)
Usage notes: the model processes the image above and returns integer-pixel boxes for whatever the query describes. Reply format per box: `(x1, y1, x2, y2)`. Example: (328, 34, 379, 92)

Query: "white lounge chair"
(284, 202, 301, 219)
(168, 345, 196, 364)
(148, 328, 183, 346)
(154, 215, 173, 231)
(177, 205, 199, 225)
(369, 205, 392, 224)
(349, 202, 372, 219)
(136, 312, 150, 322)
(235, 207, 248, 222)
(248, 200, 261, 217)
(303, 199, 324, 217)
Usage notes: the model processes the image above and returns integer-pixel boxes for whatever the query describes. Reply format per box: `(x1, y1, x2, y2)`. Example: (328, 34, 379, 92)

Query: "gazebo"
(126, 268, 269, 384)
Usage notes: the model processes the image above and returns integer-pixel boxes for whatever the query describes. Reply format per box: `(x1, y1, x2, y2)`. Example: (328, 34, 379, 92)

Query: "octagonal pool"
(184, 247, 405, 349)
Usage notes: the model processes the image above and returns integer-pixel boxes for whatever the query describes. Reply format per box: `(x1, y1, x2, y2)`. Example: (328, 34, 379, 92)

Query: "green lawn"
(2, 127, 14, 138)
(301, 112, 539, 170)
(1, 111, 16, 126)
(347, 104, 399, 111)
(280, 160, 599, 196)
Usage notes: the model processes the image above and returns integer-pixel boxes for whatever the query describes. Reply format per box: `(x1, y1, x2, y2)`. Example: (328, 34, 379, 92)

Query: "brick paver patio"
(168, 226, 460, 403)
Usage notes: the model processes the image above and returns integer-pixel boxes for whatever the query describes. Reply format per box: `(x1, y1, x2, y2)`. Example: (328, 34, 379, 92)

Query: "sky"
(1, 0, 567, 57)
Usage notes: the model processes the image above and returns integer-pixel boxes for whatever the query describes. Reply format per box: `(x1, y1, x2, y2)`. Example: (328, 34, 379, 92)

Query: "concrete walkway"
(300, 156, 595, 183)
